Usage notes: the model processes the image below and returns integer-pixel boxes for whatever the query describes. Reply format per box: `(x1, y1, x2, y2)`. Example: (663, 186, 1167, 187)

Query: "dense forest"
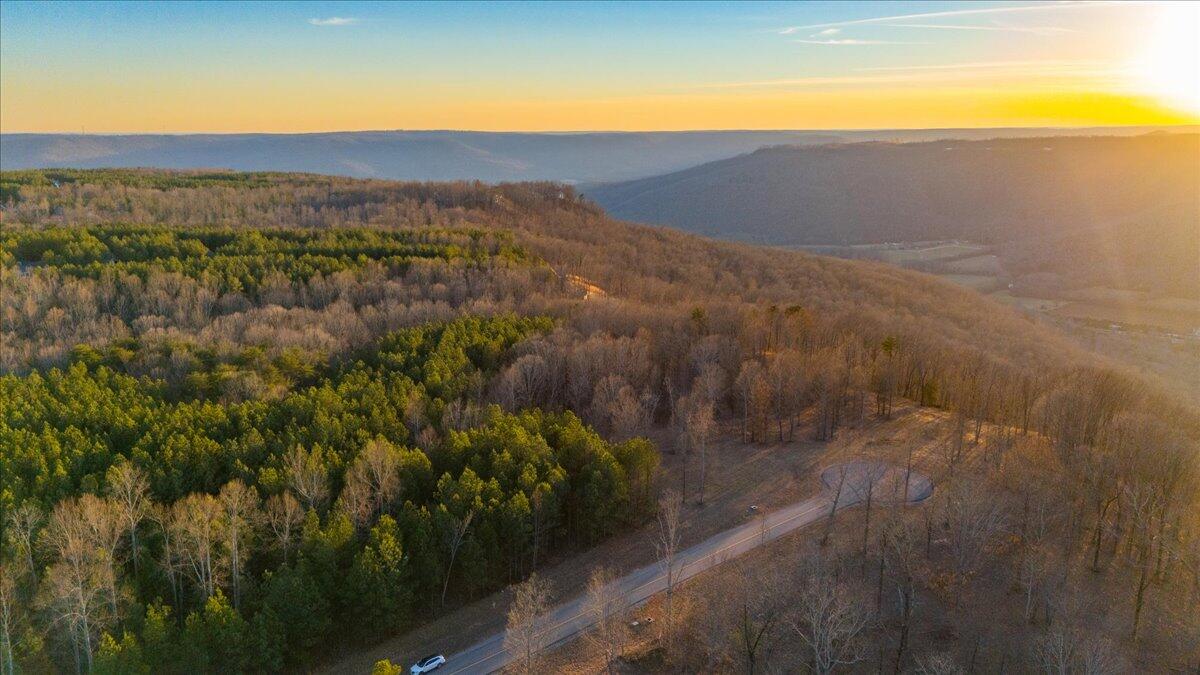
(2, 312, 655, 672)
(2, 169, 1197, 673)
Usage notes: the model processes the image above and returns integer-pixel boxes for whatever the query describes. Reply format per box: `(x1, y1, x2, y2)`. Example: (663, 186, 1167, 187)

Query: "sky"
(1, 0, 1198, 133)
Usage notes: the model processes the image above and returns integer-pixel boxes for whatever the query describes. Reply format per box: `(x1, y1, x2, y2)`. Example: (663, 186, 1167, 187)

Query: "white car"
(410, 654, 446, 674)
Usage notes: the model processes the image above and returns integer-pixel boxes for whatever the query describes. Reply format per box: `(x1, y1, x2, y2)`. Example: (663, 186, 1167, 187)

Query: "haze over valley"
(1, 126, 1187, 183)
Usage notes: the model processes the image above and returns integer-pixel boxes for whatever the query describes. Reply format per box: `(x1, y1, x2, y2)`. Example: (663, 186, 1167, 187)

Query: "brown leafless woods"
(3, 171, 1197, 672)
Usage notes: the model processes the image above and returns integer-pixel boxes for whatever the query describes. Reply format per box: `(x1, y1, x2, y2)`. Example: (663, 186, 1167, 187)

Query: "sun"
(1128, 3, 1200, 116)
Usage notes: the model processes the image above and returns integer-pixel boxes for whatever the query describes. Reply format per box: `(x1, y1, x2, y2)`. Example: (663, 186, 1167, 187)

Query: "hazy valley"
(2, 126, 1188, 184)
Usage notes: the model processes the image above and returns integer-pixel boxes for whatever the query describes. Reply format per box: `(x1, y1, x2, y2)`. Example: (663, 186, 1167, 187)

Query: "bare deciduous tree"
(590, 375, 647, 440)
(654, 490, 684, 651)
(728, 562, 784, 675)
(1034, 627, 1122, 675)
(362, 438, 403, 513)
(283, 445, 329, 511)
(495, 354, 551, 410)
(882, 518, 921, 673)
(873, 350, 900, 419)
(106, 461, 151, 577)
(605, 381, 655, 441)
(504, 573, 553, 675)
(0, 562, 20, 675)
(1019, 546, 1051, 624)
(338, 472, 375, 529)
(170, 493, 225, 600)
(1124, 479, 1161, 641)
(1077, 636, 1122, 674)
(693, 362, 727, 410)
(86, 496, 125, 618)
(149, 503, 183, 608)
(218, 479, 260, 609)
(265, 492, 304, 564)
(939, 482, 1007, 579)
(766, 351, 804, 442)
(786, 566, 870, 675)
(683, 397, 715, 505)
(584, 567, 629, 674)
(734, 360, 766, 442)
(850, 462, 889, 563)
(807, 351, 848, 442)
(914, 652, 964, 674)
(822, 464, 850, 547)
(6, 503, 42, 584)
(40, 497, 119, 673)
(40, 557, 110, 674)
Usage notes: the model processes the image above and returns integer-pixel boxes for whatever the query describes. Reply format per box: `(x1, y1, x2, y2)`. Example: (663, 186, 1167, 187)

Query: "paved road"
(438, 463, 930, 675)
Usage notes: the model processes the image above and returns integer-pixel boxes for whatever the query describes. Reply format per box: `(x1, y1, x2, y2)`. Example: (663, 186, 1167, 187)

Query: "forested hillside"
(2, 170, 1197, 673)
(586, 133, 1200, 297)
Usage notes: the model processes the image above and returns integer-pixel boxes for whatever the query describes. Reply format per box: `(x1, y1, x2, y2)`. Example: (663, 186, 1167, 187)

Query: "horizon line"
(3, 122, 1198, 137)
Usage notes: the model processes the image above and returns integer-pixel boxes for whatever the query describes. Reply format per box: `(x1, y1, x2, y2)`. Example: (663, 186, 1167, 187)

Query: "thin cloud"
(857, 59, 1103, 72)
(815, 28, 841, 36)
(885, 22, 1075, 35)
(795, 38, 928, 45)
(694, 74, 947, 89)
(309, 17, 359, 26)
(779, 1, 1114, 33)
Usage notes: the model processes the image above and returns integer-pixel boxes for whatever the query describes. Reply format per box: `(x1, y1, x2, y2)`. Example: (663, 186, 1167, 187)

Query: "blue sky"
(2, 1, 1196, 132)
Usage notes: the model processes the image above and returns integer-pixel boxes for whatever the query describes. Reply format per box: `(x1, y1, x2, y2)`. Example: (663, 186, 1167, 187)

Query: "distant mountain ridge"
(584, 133, 1200, 297)
(2, 126, 1189, 183)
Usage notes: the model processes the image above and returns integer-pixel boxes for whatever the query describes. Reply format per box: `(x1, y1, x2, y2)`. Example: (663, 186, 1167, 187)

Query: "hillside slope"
(586, 133, 1200, 297)
(3, 170, 1197, 673)
(0, 168, 1116, 381)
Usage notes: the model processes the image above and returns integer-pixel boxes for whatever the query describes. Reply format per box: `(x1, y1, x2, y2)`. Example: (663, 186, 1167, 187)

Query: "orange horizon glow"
(2, 1, 1197, 134)
(4, 88, 1195, 135)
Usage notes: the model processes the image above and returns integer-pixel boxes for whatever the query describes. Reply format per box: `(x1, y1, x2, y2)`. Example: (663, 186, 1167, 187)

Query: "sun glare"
(1128, 3, 1200, 116)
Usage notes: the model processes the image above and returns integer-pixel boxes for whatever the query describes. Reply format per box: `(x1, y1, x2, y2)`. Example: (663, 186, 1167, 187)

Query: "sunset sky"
(2, 0, 1197, 133)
